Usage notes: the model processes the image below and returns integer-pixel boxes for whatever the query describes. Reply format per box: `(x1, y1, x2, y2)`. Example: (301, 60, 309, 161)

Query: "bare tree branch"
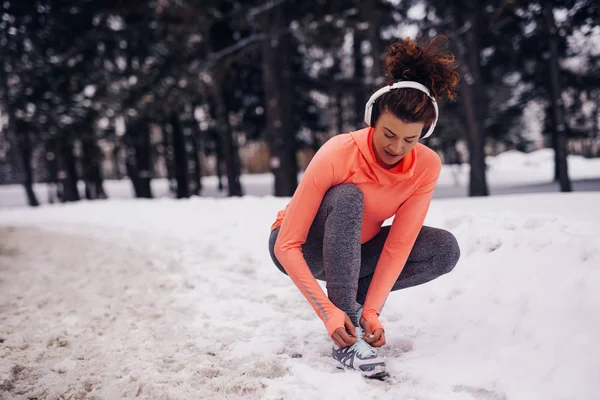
(247, 0, 291, 20)
(205, 33, 266, 68)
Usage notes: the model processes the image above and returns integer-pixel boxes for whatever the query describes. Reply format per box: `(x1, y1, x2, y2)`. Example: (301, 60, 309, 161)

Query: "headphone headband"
(363, 81, 439, 139)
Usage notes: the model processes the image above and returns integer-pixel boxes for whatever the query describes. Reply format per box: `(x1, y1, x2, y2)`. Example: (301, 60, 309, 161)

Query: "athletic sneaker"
(331, 326, 386, 373)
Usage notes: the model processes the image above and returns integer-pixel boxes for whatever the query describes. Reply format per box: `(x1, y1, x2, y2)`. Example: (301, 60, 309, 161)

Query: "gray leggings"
(268, 184, 460, 324)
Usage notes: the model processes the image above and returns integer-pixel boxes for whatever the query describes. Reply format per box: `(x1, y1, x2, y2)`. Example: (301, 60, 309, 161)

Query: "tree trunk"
(334, 90, 343, 134)
(214, 136, 224, 192)
(170, 112, 190, 199)
(161, 122, 176, 195)
(82, 135, 107, 200)
(203, 24, 243, 197)
(450, 3, 489, 197)
(212, 80, 243, 196)
(543, 4, 572, 192)
(112, 142, 123, 180)
(13, 122, 39, 207)
(1, 38, 38, 205)
(125, 119, 153, 198)
(125, 156, 140, 197)
(259, 5, 298, 197)
(57, 133, 80, 202)
(353, 30, 367, 127)
(44, 137, 60, 203)
(362, 0, 383, 83)
(137, 122, 153, 198)
(191, 132, 202, 196)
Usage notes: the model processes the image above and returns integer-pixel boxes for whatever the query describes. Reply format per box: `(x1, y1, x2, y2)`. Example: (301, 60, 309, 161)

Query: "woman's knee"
(439, 230, 460, 274)
(268, 228, 288, 275)
(323, 184, 364, 212)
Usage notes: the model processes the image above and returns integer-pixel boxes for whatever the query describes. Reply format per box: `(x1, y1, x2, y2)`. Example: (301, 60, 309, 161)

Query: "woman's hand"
(360, 316, 386, 347)
(331, 313, 358, 348)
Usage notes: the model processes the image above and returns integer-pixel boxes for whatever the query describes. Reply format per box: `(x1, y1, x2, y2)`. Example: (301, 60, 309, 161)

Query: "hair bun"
(383, 35, 460, 102)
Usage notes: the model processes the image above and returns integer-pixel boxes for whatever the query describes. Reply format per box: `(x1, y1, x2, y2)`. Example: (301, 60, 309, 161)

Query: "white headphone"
(364, 81, 439, 139)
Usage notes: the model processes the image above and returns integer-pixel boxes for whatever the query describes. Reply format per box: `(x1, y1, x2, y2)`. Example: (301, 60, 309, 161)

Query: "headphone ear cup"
(370, 102, 380, 127)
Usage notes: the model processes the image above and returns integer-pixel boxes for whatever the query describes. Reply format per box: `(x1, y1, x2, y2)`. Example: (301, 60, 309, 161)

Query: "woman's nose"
(389, 143, 403, 155)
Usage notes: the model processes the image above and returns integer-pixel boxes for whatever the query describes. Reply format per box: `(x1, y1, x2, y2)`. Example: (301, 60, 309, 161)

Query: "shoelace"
(350, 328, 375, 358)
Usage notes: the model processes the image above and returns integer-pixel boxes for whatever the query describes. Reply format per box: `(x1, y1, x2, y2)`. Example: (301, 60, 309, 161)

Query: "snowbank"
(2, 148, 600, 208)
(482, 149, 600, 186)
(0, 192, 599, 399)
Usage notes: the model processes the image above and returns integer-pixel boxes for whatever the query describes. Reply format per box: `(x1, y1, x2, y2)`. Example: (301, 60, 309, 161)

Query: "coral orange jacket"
(271, 127, 442, 337)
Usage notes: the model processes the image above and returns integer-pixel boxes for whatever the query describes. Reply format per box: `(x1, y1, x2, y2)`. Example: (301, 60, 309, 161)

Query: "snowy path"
(0, 227, 207, 398)
(1, 193, 600, 399)
(0, 223, 315, 399)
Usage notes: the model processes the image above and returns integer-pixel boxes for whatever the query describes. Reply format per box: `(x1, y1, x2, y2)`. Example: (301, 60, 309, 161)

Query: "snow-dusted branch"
(247, 0, 290, 20)
(205, 33, 266, 68)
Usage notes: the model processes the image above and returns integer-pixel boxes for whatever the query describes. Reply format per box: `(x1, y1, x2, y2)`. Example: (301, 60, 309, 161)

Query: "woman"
(268, 36, 461, 376)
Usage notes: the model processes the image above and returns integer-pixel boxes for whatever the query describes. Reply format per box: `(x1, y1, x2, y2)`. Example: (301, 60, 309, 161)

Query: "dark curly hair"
(372, 35, 460, 129)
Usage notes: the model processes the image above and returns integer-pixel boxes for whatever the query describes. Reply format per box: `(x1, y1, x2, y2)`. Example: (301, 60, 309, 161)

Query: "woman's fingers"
(332, 327, 357, 347)
(333, 332, 347, 347)
(344, 314, 357, 338)
(363, 332, 376, 344)
(331, 332, 343, 347)
(370, 329, 386, 347)
(361, 320, 377, 343)
(334, 327, 385, 348)
(341, 329, 357, 346)
(363, 328, 384, 345)
(360, 317, 372, 336)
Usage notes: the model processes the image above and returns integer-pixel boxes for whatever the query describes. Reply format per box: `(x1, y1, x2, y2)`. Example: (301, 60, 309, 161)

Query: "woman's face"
(372, 111, 424, 168)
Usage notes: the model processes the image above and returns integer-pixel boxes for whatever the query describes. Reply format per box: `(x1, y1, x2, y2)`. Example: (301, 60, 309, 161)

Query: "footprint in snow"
(384, 338, 414, 358)
(453, 384, 507, 400)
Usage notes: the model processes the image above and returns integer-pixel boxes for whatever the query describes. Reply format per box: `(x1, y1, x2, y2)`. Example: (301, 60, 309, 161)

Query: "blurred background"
(1, 0, 599, 207)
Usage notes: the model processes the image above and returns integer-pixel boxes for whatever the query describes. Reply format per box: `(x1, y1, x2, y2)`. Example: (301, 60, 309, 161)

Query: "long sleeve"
(361, 157, 442, 331)
(273, 140, 346, 337)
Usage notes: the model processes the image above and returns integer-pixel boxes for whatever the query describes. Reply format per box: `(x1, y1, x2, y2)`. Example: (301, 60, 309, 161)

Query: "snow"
(1, 148, 600, 209)
(1, 185, 600, 399)
(445, 148, 600, 188)
(83, 85, 97, 98)
(1, 147, 600, 398)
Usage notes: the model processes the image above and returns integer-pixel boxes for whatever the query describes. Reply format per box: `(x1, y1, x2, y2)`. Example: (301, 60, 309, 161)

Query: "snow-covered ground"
(1, 188, 599, 399)
(1, 149, 600, 208)
(1, 148, 600, 399)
